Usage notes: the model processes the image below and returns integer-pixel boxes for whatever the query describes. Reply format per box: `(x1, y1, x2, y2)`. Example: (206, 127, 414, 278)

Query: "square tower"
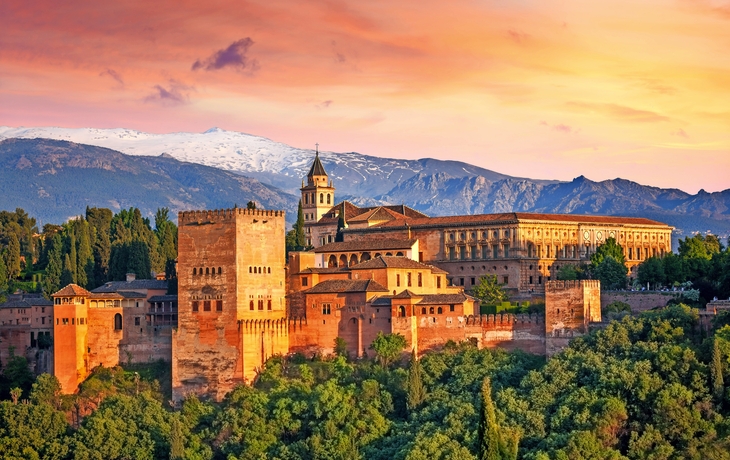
(173, 207, 288, 401)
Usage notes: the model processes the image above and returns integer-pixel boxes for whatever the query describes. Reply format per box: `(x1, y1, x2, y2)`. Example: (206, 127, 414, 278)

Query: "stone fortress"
(0, 151, 676, 401)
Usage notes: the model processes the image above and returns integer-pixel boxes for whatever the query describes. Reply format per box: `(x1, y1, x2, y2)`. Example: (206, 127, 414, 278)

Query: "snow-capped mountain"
(0, 126, 528, 197)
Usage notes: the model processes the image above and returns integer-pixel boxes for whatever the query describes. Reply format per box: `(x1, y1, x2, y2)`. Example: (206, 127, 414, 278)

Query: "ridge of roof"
(307, 151, 328, 177)
(52, 284, 92, 297)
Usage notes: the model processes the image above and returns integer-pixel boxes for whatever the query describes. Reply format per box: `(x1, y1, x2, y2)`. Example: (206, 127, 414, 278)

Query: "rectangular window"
(471, 277, 476, 286)
(80, 318, 85, 325)
(471, 246, 477, 259)
(503, 244, 510, 258)
(407, 273, 412, 287)
(267, 300, 272, 310)
(62, 318, 69, 325)
(322, 303, 331, 315)
(72, 318, 75, 325)
(482, 246, 488, 259)
(192, 301, 199, 312)
(450, 305, 455, 312)
(258, 300, 264, 310)
(41, 317, 45, 324)
(418, 251, 423, 262)
(503, 276, 509, 284)
(529, 275, 533, 284)
(216, 300, 223, 311)
(396, 274, 401, 287)
(493, 245, 498, 259)
(418, 273, 423, 287)
(302, 277, 308, 287)
(203, 301, 211, 311)
(460, 278, 464, 286)
(134, 317, 140, 326)
(460, 247, 466, 260)
(437, 276, 441, 289)
(449, 247, 455, 260)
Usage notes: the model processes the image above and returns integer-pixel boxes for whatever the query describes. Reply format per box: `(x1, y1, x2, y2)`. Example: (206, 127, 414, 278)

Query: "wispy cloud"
(192, 38, 258, 72)
(99, 68, 124, 86)
(671, 128, 689, 138)
(507, 29, 530, 45)
(567, 102, 671, 123)
(316, 100, 333, 109)
(541, 121, 578, 134)
(144, 80, 193, 105)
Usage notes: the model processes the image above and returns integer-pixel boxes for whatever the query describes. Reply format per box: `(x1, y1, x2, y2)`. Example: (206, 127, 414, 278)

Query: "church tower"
(301, 145, 335, 241)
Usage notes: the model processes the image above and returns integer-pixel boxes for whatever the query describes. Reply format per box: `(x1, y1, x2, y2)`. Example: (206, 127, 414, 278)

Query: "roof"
(305, 279, 389, 294)
(350, 256, 448, 273)
(348, 206, 405, 224)
(370, 296, 393, 306)
(367, 212, 670, 229)
(52, 284, 91, 297)
(311, 201, 429, 226)
(148, 295, 178, 303)
(419, 293, 473, 304)
(314, 239, 417, 253)
(0, 298, 53, 309)
(307, 152, 328, 177)
(89, 292, 124, 300)
(118, 291, 147, 299)
(298, 267, 349, 274)
(392, 289, 422, 299)
(91, 279, 168, 293)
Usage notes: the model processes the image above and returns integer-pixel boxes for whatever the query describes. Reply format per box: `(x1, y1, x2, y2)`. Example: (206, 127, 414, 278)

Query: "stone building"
(172, 207, 288, 402)
(301, 156, 673, 295)
(0, 293, 54, 375)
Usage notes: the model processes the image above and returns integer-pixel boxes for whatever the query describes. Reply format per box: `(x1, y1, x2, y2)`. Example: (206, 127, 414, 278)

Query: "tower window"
(216, 300, 223, 311)
(250, 300, 254, 310)
(327, 194, 331, 204)
(320, 193, 324, 203)
(192, 301, 199, 312)
(267, 300, 272, 310)
(203, 301, 211, 311)
(114, 313, 123, 330)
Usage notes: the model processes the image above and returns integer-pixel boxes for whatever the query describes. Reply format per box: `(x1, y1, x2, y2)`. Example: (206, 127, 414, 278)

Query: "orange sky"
(1, 0, 729, 193)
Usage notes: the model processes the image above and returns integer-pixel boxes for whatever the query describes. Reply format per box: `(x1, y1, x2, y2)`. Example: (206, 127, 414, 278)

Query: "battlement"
(464, 313, 545, 326)
(545, 280, 601, 291)
(178, 207, 286, 225)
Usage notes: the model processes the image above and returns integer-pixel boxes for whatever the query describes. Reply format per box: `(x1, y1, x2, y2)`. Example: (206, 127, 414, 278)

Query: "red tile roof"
(350, 256, 448, 273)
(314, 239, 417, 253)
(52, 284, 92, 297)
(305, 279, 389, 294)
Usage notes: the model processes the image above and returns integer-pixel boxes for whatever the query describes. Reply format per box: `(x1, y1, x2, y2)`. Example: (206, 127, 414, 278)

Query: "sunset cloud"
(144, 81, 193, 106)
(566, 102, 672, 123)
(99, 69, 124, 86)
(192, 38, 258, 72)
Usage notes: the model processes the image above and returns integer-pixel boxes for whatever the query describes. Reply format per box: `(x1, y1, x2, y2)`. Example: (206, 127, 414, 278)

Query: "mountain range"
(1, 126, 728, 241)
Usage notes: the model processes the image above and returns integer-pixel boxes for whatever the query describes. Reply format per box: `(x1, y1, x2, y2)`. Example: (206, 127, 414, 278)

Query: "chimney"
(126, 273, 136, 282)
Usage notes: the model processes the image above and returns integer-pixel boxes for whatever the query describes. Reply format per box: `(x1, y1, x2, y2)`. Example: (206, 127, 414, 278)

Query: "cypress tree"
(76, 220, 94, 288)
(60, 254, 75, 287)
(712, 338, 725, 404)
(43, 234, 63, 296)
(294, 200, 305, 250)
(478, 377, 502, 460)
(5, 233, 22, 280)
(406, 350, 426, 412)
(169, 417, 185, 460)
(0, 256, 8, 292)
(67, 227, 78, 282)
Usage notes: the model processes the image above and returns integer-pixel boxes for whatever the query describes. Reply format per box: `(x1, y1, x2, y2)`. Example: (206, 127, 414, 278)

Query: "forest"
(0, 304, 728, 459)
(0, 206, 178, 300)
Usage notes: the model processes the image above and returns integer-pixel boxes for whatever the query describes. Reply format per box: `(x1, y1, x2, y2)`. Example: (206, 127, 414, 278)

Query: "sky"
(1, 0, 729, 194)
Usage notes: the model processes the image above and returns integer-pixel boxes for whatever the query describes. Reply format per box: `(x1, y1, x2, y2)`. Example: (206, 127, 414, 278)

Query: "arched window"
(267, 300, 272, 310)
(304, 194, 309, 204)
(429, 307, 435, 314)
(199, 267, 203, 275)
(250, 300, 254, 310)
(258, 300, 264, 310)
(218, 267, 222, 274)
(268, 267, 271, 274)
(421, 307, 426, 314)
(327, 194, 331, 204)
(114, 313, 123, 330)
(249, 266, 252, 273)
(437, 307, 443, 314)
(205, 267, 209, 275)
(193, 267, 197, 275)
(320, 193, 324, 203)
(398, 306, 406, 317)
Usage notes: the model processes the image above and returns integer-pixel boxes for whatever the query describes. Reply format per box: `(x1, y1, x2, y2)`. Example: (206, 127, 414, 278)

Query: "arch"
(320, 193, 324, 203)
(205, 267, 210, 275)
(328, 255, 338, 268)
(437, 307, 443, 314)
(398, 306, 406, 317)
(429, 307, 435, 314)
(421, 307, 427, 315)
(349, 254, 358, 266)
(361, 252, 371, 261)
(193, 267, 197, 275)
(396, 251, 404, 257)
(339, 254, 348, 267)
(114, 313, 123, 330)
(374, 253, 382, 258)
(327, 193, 331, 204)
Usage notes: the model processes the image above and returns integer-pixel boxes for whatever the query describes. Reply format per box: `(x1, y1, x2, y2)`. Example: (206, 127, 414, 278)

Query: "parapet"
(178, 207, 286, 225)
(545, 280, 601, 291)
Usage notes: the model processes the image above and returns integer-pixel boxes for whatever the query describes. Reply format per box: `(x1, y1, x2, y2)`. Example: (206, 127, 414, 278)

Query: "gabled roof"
(314, 239, 417, 253)
(52, 284, 91, 297)
(419, 293, 473, 304)
(298, 267, 349, 274)
(392, 289, 422, 299)
(311, 201, 429, 226)
(305, 279, 389, 294)
(348, 206, 404, 224)
(350, 256, 448, 273)
(91, 279, 168, 293)
(148, 295, 178, 303)
(307, 152, 328, 177)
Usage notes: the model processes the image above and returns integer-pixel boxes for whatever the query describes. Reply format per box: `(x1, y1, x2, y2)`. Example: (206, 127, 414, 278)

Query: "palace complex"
(0, 152, 676, 400)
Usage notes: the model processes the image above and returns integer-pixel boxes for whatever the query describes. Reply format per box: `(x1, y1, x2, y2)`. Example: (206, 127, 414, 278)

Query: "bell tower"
(301, 144, 335, 238)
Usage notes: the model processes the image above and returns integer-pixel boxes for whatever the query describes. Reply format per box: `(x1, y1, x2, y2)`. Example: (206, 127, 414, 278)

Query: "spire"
(307, 143, 328, 178)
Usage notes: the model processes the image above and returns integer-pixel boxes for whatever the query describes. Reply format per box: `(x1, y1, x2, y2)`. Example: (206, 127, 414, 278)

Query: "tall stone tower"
(301, 147, 335, 245)
(172, 207, 288, 401)
(52, 284, 91, 394)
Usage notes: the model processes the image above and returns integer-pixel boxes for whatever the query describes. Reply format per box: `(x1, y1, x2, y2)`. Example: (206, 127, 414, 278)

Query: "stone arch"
(349, 254, 358, 266)
(398, 306, 406, 317)
(361, 252, 371, 261)
(114, 313, 123, 330)
(396, 251, 404, 257)
(328, 255, 338, 267)
(327, 193, 331, 204)
(339, 254, 348, 267)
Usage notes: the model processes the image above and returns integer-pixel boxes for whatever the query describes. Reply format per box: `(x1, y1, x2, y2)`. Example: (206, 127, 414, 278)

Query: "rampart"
(601, 291, 681, 313)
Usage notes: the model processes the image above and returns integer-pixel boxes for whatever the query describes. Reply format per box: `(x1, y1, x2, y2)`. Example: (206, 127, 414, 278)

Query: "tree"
(334, 337, 348, 358)
(247, 201, 256, 210)
(478, 377, 517, 460)
(42, 234, 63, 296)
(30, 374, 63, 409)
(711, 338, 725, 404)
(557, 265, 579, 281)
(294, 200, 306, 250)
(370, 332, 407, 367)
(637, 256, 665, 288)
(335, 203, 346, 243)
(60, 254, 75, 287)
(406, 350, 426, 412)
(4, 233, 21, 280)
(472, 275, 508, 306)
(0, 257, 7, 292)
(593, 256, 628, 290)
(590, 237, 625, 267)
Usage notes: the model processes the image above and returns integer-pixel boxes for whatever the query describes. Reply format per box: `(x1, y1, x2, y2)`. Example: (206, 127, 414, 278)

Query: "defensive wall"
(601, 291, 682, 313)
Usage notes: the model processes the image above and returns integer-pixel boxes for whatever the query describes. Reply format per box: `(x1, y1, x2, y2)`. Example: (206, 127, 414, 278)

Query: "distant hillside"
(0, 138, 298, 224)
(1, 126, 729, 240)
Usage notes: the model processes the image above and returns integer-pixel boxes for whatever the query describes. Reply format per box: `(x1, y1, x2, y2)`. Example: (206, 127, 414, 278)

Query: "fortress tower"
(301, 146, 335, 246)
(173, 207, 288, 401)
(52, 285, 91, 393)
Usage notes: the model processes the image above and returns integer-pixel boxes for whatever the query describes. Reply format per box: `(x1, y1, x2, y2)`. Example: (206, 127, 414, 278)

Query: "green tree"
(557, 264, 579, 281)
(0, 257, 7, 292)
(593, 256, 628, 290)
(472, 275, 508, 306)
(478, 377, 517, 460)
(30, 374, 63, 410)
(247, 201, 256, 210)
(406, 350, 426, 412)
(334, 337, 348, 358)
(637, 256, 665, 288)
(711, 338, 725, 404)
(370, 332, 407, 367)
(4, 233, 21, 280)
(42, 234, 63, 296)
(590, 237, 625, 267)
(295, 200, 306, 249)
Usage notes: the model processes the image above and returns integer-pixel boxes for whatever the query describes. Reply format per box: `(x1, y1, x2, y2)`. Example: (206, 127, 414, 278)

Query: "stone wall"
(601, 291, 680, 313)
(544, 280, 600, 356)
